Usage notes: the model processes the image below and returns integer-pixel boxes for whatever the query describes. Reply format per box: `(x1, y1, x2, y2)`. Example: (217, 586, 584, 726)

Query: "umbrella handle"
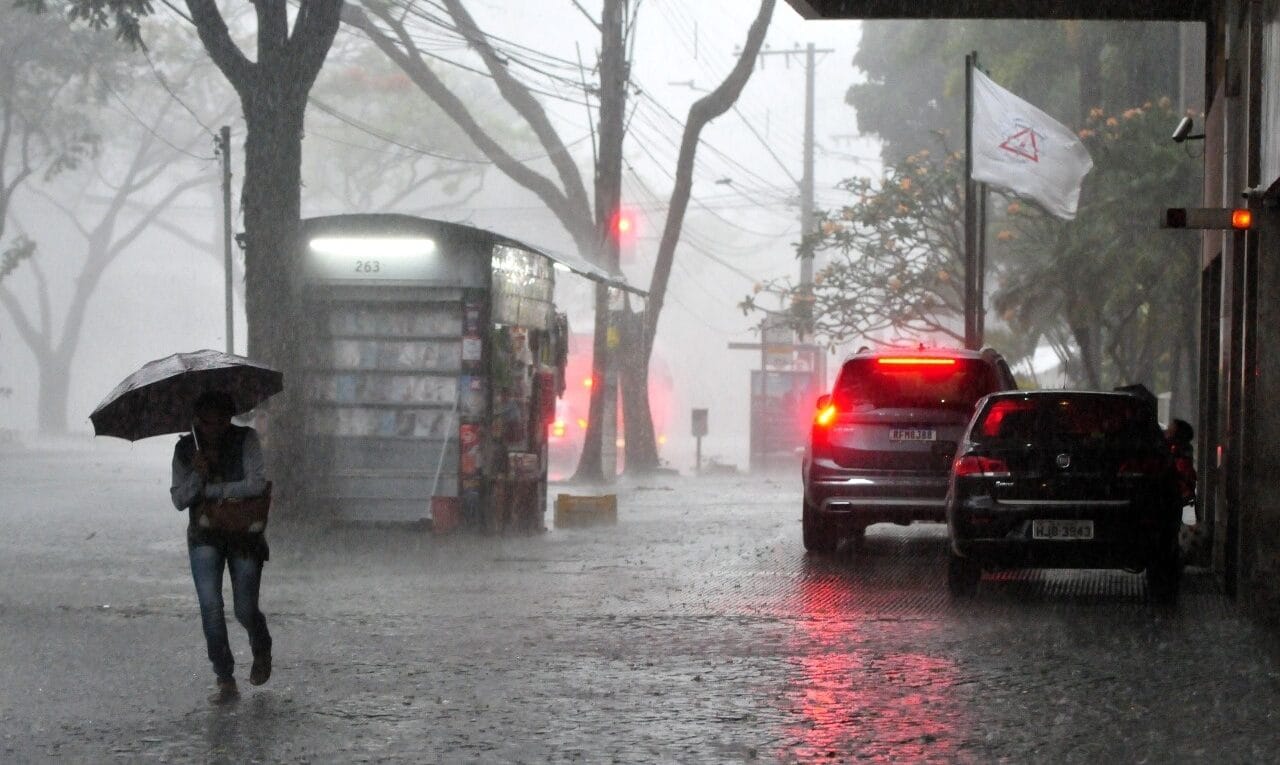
(192, 420, 201, 452)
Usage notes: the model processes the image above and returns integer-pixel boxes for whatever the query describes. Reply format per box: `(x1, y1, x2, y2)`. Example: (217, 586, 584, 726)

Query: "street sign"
(691, 408, 708, 438)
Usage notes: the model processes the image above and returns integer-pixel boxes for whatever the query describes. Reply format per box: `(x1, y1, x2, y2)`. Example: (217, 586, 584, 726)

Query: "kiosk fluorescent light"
(309, 236, 437, 259)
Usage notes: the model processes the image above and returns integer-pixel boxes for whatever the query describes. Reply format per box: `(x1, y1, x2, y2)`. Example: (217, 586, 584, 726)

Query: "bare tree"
(0, 96, 214, 433)
(1, 3, 110, 281)
(345, 0, 775, 478)
(36, 0, 344, 499)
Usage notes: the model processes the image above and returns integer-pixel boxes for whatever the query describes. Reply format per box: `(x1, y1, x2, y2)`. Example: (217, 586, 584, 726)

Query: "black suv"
(801, 347, 1016, 552)
(945, 390, 1183, 602)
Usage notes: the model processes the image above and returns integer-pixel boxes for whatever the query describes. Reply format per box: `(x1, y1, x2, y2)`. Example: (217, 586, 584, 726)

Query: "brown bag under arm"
(201, 481, 272, 533)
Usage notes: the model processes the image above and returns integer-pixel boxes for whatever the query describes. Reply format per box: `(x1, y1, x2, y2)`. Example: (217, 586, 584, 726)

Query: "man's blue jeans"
(188, 543, 272, 681)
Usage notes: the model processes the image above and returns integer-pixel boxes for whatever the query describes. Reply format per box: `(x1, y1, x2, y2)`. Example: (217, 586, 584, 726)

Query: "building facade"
(786, 0, 1280, 609)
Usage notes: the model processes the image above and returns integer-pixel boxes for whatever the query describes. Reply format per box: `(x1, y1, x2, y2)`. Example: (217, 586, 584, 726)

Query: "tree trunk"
(240, 94, 308, 503)
(629, 0, 775, 475)
(574, 283, 611, 482)
(35, 350, 71, 435)
(573, 0, 627, 483)
(620, 306, 659, 473)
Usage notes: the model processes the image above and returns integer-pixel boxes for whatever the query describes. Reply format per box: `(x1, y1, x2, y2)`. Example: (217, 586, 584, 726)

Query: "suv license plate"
(889, 428, 936, 442)
(1032, 519, 1094, 540)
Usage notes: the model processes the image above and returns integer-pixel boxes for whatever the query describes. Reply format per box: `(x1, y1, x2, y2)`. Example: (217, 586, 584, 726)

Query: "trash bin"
(431, 496, 462, 535)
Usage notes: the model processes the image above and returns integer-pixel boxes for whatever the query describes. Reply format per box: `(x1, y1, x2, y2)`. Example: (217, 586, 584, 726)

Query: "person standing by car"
(1166, 418, 1197, 507)
(170, 390, 273, 703)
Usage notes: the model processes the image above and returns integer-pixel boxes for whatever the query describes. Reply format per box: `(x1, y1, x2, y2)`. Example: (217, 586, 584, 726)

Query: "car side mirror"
(816, 394, 831, 410)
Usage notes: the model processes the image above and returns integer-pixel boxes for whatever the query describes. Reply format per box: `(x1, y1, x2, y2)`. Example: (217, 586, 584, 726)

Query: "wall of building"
(1238, 0, 1280, 611)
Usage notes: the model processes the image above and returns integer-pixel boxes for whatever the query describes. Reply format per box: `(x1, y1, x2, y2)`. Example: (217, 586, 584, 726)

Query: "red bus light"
(1232, 209, 1253, 230)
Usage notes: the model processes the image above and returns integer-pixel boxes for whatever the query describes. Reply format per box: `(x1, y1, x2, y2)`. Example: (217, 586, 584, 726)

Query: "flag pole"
(963, 50, 986, 351)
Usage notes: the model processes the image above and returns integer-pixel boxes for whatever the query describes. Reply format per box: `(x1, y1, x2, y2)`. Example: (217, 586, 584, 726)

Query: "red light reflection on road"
(777, 573, 970, 763)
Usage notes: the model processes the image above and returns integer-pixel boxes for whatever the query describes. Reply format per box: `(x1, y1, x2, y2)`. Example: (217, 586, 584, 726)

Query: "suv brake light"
(953, 455, 1011, 478)
(876, 357, 957, 367)
(815, 403, 838, 427)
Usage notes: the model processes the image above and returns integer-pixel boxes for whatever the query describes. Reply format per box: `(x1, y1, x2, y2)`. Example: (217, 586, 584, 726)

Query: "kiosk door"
(303, 286, 463, 522)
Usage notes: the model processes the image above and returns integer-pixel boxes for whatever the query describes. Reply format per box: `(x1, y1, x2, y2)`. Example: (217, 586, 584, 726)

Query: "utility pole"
(216, 126, 234, 354)
(586, 0, 628, 484)
(753, 43, 832, 341)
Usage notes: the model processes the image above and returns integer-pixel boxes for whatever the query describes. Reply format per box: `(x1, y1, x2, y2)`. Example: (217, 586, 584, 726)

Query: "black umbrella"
(90, 349, 283, 441)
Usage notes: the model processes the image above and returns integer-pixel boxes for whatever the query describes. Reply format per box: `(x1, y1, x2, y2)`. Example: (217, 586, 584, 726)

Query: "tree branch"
(183, 0, 254, 94)
(441, 0, 593, 232)
(644, 0, 775, 347)
(345, 3, 595, 253)
(0, 282, 46, 353)
(568, 0, 603, 31)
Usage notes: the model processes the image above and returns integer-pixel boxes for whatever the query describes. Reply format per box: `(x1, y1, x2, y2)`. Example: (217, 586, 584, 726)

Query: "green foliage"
(841, 19, 1197, 393)
(0, 237, 35, 283)
(2, 1, 130, 259)
(992, 97, 1201, 389)
(850, 20, 1180, 162)
(741, 145, 967, 348)
(17, 0, 151, 48)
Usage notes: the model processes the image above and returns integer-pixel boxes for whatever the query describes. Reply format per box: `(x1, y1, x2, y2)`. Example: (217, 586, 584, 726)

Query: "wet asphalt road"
(4, 439, 1280, 763)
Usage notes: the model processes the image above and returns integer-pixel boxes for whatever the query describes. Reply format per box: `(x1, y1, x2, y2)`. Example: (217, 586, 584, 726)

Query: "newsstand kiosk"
(296, 214, 629, 532)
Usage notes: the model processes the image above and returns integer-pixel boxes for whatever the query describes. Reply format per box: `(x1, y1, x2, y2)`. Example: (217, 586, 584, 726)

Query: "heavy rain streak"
(6, 0, 1280, 761)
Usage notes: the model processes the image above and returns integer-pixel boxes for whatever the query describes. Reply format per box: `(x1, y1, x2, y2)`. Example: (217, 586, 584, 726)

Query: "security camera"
(1171, 117, 1204, 143)
(1171, 117, 1193, 142)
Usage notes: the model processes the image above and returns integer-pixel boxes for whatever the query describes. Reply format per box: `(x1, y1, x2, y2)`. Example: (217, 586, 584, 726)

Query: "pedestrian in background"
(1166, 418, 1197, 508)
(170, 390, 273, 703)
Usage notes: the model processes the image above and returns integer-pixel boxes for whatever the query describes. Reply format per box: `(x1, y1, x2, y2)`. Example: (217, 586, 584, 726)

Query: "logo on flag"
(971, 70, 1093, 220)
(998, 124, 1040, 162)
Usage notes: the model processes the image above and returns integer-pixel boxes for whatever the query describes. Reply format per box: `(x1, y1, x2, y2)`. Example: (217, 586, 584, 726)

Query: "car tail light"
(1118, 457, 1165, 477)
(953, 455, 1011, 478)
(876, 357, 957, 368)
(814, 403, 838, 427)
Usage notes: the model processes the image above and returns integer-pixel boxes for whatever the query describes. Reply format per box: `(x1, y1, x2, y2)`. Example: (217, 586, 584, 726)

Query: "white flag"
(971, 69, 1093, 220)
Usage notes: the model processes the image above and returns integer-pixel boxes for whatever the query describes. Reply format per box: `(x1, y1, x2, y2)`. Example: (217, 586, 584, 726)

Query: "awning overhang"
(532, 245, 647, 298)
(784, 0, 1210, 21)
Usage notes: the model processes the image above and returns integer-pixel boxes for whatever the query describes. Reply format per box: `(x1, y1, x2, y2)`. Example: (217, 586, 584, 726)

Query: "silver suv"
(802, 347, 1016, 552)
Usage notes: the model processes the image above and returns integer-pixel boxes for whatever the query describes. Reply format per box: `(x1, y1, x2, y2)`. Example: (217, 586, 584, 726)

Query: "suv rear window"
(832, 357, 1001, 412)
(975, 395, 1162, 443)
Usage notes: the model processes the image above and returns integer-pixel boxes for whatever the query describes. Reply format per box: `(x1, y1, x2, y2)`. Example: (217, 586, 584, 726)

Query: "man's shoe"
(209, 678, 239, 704)
(249, 653, 272, 686)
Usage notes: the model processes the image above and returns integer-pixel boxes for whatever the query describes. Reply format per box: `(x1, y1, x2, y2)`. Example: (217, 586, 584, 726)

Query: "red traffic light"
(610, 208, 637, 243)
